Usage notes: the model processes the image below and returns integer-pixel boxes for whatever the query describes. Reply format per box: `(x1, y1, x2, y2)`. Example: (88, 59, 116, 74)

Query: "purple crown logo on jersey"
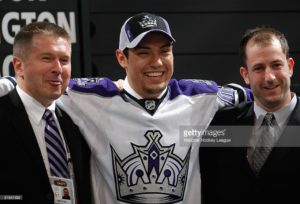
(111, 130, 191, 204)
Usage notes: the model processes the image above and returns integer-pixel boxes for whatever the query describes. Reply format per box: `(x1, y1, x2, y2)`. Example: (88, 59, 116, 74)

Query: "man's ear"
(288, 57, 295, 77)
(115, 49, 128, 71)
(240, 66, 250, 85)
(12, 56, 24, 79)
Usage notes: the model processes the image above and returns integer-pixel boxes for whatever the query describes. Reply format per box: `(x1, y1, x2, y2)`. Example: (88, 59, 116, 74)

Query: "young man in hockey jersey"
(0, 13, 251, 204)
(58, 12, 251, 204)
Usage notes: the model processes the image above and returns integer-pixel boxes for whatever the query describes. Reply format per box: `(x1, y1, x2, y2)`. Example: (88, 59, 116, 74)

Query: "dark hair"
(13, 21, 71, 60)
(239, 26, 289, 67)
(122, 48, 129, 58)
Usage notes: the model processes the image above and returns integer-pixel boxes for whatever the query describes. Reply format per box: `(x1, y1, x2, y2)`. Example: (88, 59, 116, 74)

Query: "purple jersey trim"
(68, 77, 120, 97)
(168, 79, 218, 100)
(68, 78, 218, 99)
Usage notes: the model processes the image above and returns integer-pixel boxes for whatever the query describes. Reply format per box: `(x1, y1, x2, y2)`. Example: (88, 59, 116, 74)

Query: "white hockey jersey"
(58, 77, 222, 204)
(0, 76, 250, 204)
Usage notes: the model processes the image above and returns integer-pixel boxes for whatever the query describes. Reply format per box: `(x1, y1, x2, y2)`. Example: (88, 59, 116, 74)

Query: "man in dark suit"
(200, 26, 300, 203)
(0, 22, 91, 203)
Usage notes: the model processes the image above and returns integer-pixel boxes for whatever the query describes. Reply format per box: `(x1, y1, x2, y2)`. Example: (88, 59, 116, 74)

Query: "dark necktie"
(251, 112, 276, 174)
(43, 109, 70, 178)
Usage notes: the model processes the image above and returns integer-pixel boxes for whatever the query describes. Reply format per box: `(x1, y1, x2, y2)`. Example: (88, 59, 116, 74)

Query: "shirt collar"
(16, 85, 56, 125)
(254, 93, 297, 128)
(123, 77, 167, 99)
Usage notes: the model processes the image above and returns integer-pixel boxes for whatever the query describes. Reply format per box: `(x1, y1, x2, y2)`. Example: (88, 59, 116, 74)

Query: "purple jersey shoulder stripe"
(68, 78, 218, 99)
(168, 79, 218, 100)
(68, 77, 120, 97)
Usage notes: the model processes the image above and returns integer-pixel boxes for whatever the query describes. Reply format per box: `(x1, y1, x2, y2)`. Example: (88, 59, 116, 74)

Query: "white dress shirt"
(16, 85, 68, 177)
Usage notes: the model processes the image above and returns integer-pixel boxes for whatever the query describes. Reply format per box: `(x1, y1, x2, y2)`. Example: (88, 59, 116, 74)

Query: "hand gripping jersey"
(58, 77, 242, 204)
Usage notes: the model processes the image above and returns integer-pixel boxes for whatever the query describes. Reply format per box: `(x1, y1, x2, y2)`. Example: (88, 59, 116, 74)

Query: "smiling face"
(116, 32, 174, 98)
(240, 37, 294, 111)
(13, 34, 71, 107)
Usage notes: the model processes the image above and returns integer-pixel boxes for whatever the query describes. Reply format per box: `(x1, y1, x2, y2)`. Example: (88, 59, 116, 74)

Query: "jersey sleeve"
(217, 83, 253, 108)
(170, 79, 253, 108)
(168, 79, 219, 100)
(68, 77, 120, 97)
(0, 76, 16, 97)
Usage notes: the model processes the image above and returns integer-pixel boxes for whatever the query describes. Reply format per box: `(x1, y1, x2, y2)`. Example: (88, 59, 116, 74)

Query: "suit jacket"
(0, 89, 91, 204)
(200, 96, 300, 204)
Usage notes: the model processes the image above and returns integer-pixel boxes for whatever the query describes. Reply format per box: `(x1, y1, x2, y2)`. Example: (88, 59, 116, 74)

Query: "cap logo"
(138, 15, 157, 28)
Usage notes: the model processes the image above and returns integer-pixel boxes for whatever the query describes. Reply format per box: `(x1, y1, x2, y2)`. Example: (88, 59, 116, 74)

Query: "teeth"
(146, 72, 162, 77)
(264, 85, 278, 89)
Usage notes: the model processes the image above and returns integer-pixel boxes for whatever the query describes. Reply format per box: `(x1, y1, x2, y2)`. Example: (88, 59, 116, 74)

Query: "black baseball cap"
(119, 12, 176, 50)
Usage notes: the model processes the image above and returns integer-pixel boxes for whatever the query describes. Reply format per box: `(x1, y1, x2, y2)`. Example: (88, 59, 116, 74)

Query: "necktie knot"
(43, 109, 54, 122)
(262, 112, 275, 126)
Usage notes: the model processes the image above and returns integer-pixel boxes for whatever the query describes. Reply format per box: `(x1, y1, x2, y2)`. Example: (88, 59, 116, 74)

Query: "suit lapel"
(9, 89, 50, 182)
(55, 107, 80, 177)
(236, 104, 258, 176)
(236, 103, 255, 148)
(55, 107, 75, 155)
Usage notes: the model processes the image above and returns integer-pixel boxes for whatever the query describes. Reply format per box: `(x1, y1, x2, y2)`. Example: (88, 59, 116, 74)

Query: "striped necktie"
(251, 112, 276, 175)
(43, 109, 70, 178)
